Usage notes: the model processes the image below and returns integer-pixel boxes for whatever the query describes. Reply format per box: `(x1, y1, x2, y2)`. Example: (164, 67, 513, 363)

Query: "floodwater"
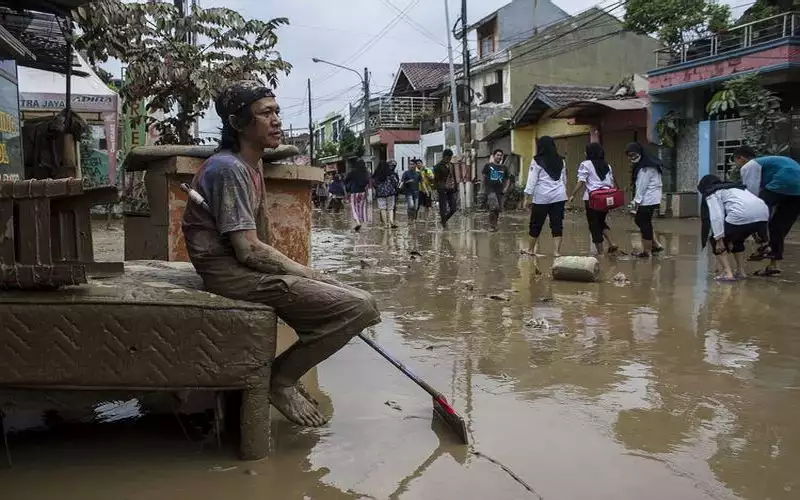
(1, 208, 799, 500)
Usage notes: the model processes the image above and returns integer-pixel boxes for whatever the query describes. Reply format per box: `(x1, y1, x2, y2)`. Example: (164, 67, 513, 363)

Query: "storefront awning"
(551, 98, 649, 119)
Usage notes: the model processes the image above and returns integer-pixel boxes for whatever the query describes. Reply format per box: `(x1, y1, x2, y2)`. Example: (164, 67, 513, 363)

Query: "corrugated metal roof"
(551, 97, 649, 119)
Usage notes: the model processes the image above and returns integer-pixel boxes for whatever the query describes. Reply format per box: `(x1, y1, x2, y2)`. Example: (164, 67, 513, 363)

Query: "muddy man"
(182, 81, 381, 427)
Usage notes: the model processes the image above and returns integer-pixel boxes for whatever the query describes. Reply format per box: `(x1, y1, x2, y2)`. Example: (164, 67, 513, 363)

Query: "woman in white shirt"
(627, 143, 665, 258)
(568, 142, 619, 255)
(698, 174, 769, 281)
(524, 136, 568, 256)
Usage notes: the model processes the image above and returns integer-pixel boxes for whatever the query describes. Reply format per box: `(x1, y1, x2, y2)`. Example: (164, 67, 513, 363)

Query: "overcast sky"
(191, 0, 620, 137)
(110, 0, 751, 138)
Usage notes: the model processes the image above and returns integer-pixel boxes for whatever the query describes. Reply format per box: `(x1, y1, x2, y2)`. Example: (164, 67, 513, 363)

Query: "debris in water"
(488, 294, 510, 302)
(384, 400, 402, 411)
(539, 297, 553, 303)
(612, 272, 631, 286)
(409, 250, 422, 257)
(360, 258, 378, 268)
(209, 466, 238, 473)
(245, 469, 258, 476)
(525, 317, 550, 329)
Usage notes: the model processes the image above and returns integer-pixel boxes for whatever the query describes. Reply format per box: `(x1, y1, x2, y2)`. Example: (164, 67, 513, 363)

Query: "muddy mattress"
(0, 261, 277, 389)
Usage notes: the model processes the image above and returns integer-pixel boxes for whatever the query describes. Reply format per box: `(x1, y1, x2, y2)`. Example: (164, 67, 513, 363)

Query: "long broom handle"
(358, 332, 442, 399)
(180, 182, 445, 401)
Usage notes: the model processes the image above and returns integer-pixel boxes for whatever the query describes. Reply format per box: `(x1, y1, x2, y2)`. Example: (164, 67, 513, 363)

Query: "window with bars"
(714, 119, 743, 181)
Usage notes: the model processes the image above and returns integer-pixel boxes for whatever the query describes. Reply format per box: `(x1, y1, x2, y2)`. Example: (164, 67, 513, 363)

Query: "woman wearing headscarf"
(627, 143, 665, 257)
(698, 174, 769, 281)
(372, 161, 400, 229)
(569, 142, 619, 255)
(524, 136, 567, 256)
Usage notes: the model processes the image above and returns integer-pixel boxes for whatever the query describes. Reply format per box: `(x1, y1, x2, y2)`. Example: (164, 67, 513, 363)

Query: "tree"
(73, 0, 291, 145)
(624, 0, 731, 50)
(338, 129, 364, 158)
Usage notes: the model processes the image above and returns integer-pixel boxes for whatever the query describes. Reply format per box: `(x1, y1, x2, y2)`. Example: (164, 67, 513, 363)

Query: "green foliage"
(706, 89, 738, 118)
(624, 0, 731, 49)
(707, 74, 787, 156)
(654, 110, 683, 148)
(318, 141, 339, 159)
(73, 0, 291, 145)
(338, 129, 363, 158)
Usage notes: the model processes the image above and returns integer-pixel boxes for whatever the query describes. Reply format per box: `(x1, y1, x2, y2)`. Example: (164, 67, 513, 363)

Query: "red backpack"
(588, 188, 625, 212)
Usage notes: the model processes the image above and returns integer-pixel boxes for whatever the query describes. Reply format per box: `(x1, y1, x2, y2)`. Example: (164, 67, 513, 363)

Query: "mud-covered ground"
(2, 208, 799, 500)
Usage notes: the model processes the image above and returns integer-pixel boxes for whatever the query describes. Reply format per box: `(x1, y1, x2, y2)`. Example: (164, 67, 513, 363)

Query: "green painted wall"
(507, 10, 661, 110)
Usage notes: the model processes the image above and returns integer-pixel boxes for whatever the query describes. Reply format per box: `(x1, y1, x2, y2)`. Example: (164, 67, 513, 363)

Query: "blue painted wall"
(697, 120, 712, 210)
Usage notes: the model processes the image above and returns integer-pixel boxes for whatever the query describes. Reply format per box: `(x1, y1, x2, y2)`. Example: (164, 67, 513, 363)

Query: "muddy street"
(2, 208, 800, 500)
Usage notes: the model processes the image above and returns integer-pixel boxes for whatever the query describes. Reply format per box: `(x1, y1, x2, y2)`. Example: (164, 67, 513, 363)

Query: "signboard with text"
(0, 60, 23, 181)
(19, 92, 116, 113)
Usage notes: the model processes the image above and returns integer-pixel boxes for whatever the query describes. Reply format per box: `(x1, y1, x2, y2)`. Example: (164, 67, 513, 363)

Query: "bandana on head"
(215, 80, 275, 120)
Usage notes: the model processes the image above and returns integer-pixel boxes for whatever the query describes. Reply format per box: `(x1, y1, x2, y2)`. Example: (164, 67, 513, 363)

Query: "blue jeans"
(405, 193, 419, 218)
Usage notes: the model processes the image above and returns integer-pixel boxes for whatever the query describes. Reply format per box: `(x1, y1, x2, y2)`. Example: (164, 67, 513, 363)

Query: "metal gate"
(712, 119, 744, 181)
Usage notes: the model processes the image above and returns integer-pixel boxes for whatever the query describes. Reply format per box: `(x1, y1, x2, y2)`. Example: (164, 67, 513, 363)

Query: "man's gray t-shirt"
(182, 151, 264, 276)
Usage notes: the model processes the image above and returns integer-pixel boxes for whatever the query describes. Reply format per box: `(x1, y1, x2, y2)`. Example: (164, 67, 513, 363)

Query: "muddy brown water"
(1, 210, 799, 500)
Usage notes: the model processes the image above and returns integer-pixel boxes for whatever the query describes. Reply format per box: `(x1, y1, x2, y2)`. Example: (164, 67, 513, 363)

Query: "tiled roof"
(512, 84, 612, 126)
(533, 85, 612, 107)
(398, 62, 461, 92)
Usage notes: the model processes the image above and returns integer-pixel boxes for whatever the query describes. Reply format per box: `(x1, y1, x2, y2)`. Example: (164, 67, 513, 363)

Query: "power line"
(315, 0, 422, 81)
(378, 0, 446, 47)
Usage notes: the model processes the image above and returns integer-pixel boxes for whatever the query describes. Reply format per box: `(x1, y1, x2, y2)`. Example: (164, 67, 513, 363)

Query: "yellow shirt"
(419, 167, 434, 195)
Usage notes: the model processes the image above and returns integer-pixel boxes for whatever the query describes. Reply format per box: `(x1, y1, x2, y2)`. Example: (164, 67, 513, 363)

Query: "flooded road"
(2, 208, 800, 500)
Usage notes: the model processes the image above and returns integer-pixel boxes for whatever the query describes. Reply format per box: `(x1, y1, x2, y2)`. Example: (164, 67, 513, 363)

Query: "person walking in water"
(434, 149, 458, 228)
(525, 137, 567, 255)
(698, 174, 769, 281)
(482, 149, 509, 232)
(401, 160, 422, 222)
(373, 161, 400, 229)
(628, 143, 665, 258)
(345, 159, 369, 231)
(569, 143, 619, 255)
(181, 80, 380, 427)
(733, 146, 800, 276)
(417, 159, 435, 220)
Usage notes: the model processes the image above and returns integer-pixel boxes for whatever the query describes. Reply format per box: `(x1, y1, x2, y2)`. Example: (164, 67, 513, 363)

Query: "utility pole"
(308, 78, 314, 164)
(444, 0, 465, 207)
(460, 0, 473, 209)
(461, 0, 471, 145)
(363, 66, 371, 172)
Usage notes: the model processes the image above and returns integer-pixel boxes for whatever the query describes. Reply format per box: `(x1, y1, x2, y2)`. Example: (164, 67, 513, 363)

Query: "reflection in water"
(2, 210, 799, 499)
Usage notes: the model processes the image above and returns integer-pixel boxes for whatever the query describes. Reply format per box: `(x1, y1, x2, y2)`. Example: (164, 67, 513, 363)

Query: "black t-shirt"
(482, 163, 507, 195)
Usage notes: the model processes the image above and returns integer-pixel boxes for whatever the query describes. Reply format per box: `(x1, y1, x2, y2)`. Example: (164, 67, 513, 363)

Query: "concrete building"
(459, 3, 661, 182)
(648, 10, 800, 200)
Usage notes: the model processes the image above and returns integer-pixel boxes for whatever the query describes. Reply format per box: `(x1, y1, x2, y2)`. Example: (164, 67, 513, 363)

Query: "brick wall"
(650, 45, 800, 91)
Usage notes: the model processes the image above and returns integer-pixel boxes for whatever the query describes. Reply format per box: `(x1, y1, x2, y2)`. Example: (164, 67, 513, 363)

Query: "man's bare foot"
(296, 381, 319, 407)
(270, 385, 328, 427)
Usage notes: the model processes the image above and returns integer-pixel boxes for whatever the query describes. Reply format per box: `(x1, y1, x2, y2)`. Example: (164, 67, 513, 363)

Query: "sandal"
(634, 252, 650, 258)
(748, 245, 771, 262)
(715, 275, 738, 283)
(753, 268, 781, 277)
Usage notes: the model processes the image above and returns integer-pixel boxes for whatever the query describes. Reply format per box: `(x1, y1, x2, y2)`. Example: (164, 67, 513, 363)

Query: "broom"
(179, 183, 469, 444)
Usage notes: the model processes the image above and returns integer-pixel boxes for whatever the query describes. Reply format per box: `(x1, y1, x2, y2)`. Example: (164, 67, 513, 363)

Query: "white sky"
(102, 0, 755, 138)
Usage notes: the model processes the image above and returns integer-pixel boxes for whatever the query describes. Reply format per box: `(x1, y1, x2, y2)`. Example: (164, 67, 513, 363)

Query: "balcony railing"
(367, 96, 439, 130)
(654, 11, 800, 68)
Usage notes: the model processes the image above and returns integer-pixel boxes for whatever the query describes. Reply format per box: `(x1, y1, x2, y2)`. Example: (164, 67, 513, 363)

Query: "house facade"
(647, 10, 800, 195)
(367, 62, 454, 172)
(460, 3, 661, 181)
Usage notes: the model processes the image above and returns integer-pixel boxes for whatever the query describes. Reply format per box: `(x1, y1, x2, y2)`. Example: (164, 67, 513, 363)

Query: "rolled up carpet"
(552, 256, 600, 282)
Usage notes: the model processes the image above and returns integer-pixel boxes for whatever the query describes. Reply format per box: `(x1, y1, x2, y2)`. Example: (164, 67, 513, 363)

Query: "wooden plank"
(0, 199, 14, 263)
(73, 206, 93, 262)
(16, 199, 51, 266)
(0, 264, 87, 289)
